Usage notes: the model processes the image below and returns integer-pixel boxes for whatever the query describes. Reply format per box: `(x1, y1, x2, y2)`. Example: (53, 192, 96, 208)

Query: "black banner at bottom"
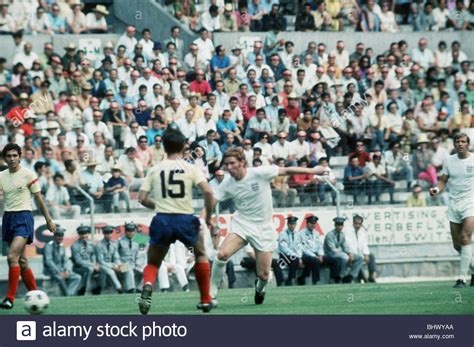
(0, 315, 472, 347)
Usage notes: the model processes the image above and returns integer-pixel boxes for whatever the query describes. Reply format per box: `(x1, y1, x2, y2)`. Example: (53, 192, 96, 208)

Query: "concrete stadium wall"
(214, 31, 474, 60)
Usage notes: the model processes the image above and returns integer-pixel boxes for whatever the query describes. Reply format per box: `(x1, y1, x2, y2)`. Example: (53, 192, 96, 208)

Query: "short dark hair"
(163, 129, 186, 154)
(2, 143, 22, 158)
(454, 132, 470, 144)
(53, 173, 64, 180)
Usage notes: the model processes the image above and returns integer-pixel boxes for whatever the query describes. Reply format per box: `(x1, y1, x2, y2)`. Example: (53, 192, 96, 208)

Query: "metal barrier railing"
(323, 176, 341, 217)
(75, 186, 95, 240)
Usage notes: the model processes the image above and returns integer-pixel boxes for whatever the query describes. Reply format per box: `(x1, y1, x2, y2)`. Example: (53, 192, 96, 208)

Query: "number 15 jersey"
(140, 159, 206, 214)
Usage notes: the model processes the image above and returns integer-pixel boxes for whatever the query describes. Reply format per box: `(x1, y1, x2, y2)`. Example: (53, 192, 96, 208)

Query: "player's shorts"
(447, 199, 474, 224)
(230, 218, 276, 253)
(149, 213, 201, 247)
(1, 211, 35, 245)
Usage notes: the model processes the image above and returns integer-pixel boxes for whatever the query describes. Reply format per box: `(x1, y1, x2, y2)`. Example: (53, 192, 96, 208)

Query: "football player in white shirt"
(430, 133, 474, 288)
(205, 148, 327, 307)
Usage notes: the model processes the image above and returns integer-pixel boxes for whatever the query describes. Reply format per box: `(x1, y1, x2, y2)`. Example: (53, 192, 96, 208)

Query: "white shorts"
(448, 199, 474, 224)
(230, 218, 276, 253)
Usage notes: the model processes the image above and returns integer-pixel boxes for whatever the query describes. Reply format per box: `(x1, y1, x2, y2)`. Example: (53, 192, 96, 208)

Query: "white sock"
(210, 258, 227, 298)
(256, 278, 268, 293)
(459, 245, 472, 281)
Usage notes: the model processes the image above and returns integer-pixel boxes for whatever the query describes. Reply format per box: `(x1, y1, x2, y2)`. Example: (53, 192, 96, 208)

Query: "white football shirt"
(441, 153, 474, 201)
(214, 165, 279, 224)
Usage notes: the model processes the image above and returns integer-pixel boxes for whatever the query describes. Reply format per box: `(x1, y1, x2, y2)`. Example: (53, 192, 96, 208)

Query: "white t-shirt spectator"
(13, 51, 39, 70)
(290, 139, 310, 160)
(85, 12, 107, 32)
(201, 11, 221, 32)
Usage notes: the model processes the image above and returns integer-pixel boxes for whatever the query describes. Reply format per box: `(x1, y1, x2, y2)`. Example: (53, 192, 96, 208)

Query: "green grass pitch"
(2, 281, 473, 315)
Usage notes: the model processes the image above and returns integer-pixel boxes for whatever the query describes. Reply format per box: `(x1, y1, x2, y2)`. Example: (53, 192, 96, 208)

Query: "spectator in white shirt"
(331, 41, 349, 69)
(176, 109, 197, 144)
(196, 108, 217, 139)
(30, 7, 53, 35)
(84, 110, 114, 145)
(201, 4, 221, 32)
(0, 3, 16, 34)
(411, 38, 434, 70)
(193, 28, 214, 65)
(291, 130, 310, 161)
(344, 215, 377, 282)
(46, 173, 81, 220)
(85, 4, 108, 33)
(117, 147, 144, 191)
(115, 26, 138, 57)
(432, 0, 453, 31)
(13, 42, 38, 70)
(68, 2, 87, 34)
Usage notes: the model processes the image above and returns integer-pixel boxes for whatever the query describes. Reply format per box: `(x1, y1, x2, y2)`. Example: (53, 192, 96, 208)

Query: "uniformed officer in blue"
(323, 217, 364, 284)
(43, 226, 82, 296)
(118, 222, 140, 293)
(71, 225, 101, 295)
(297, 215, 324, 285)
(277, 215, 302, 286)
(96, 225, 123, 293)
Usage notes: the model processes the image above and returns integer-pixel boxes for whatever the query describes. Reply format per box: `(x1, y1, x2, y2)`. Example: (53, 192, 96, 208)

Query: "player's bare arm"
(429, 174, 448, 196)
(138, 190, 155, 210)
(33, 192, 56, 234)
(197, 181, 215, 227)
(278, 165, 328, 176)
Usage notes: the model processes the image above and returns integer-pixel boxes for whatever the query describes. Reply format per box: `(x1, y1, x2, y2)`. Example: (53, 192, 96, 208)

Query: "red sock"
(195, 261, 211, 304)
(143, 264, 159, 287)
(21, 268, 37, 291)
(6, 266, 21, 302)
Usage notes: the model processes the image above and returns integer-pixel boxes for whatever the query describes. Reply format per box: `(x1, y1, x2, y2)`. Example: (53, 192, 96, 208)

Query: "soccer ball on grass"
(24, 290, 49, 314)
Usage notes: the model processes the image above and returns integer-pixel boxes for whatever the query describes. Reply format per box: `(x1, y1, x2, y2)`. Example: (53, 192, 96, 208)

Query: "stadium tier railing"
(75, 185, 96, 239)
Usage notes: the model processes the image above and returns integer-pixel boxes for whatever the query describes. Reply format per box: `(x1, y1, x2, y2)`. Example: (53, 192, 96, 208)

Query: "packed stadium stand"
(0, 0, 473, 296)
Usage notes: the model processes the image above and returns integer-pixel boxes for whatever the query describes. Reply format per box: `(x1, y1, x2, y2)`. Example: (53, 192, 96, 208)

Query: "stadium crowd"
(169, 0, 474, 33)
(0, 0, 471, 296)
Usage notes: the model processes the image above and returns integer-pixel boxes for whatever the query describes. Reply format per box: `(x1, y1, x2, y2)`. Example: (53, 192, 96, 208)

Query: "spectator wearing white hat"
(67, 1, 86, 34)
(86, 4, 108, 33)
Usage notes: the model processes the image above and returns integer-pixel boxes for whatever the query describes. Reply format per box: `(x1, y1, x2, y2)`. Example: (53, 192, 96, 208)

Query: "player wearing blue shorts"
(138, 130, 214, 314)
(0, 143, 56, 309)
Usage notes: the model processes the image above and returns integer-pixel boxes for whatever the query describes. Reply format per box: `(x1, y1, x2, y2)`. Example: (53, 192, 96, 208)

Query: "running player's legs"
(210, 233, 246, 298)
(255, 250, 273, 282)
(450, 222, 463, 252)
(217, 233, 247, 261)
(2, 237, 27, 306)
(144, 243, 170, 286)
(460, 217, 474, 245)
(19, 251, 37, 291)
(193, 227, 212, 305)
(451, 217, 474, 286)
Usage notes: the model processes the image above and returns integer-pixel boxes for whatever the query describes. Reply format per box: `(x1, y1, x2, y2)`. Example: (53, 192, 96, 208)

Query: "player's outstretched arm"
(138, 190, 155, 210)
(33, 192, 56, 234)
(429, 174, 448, 196)
(278, 165, 328, 176)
